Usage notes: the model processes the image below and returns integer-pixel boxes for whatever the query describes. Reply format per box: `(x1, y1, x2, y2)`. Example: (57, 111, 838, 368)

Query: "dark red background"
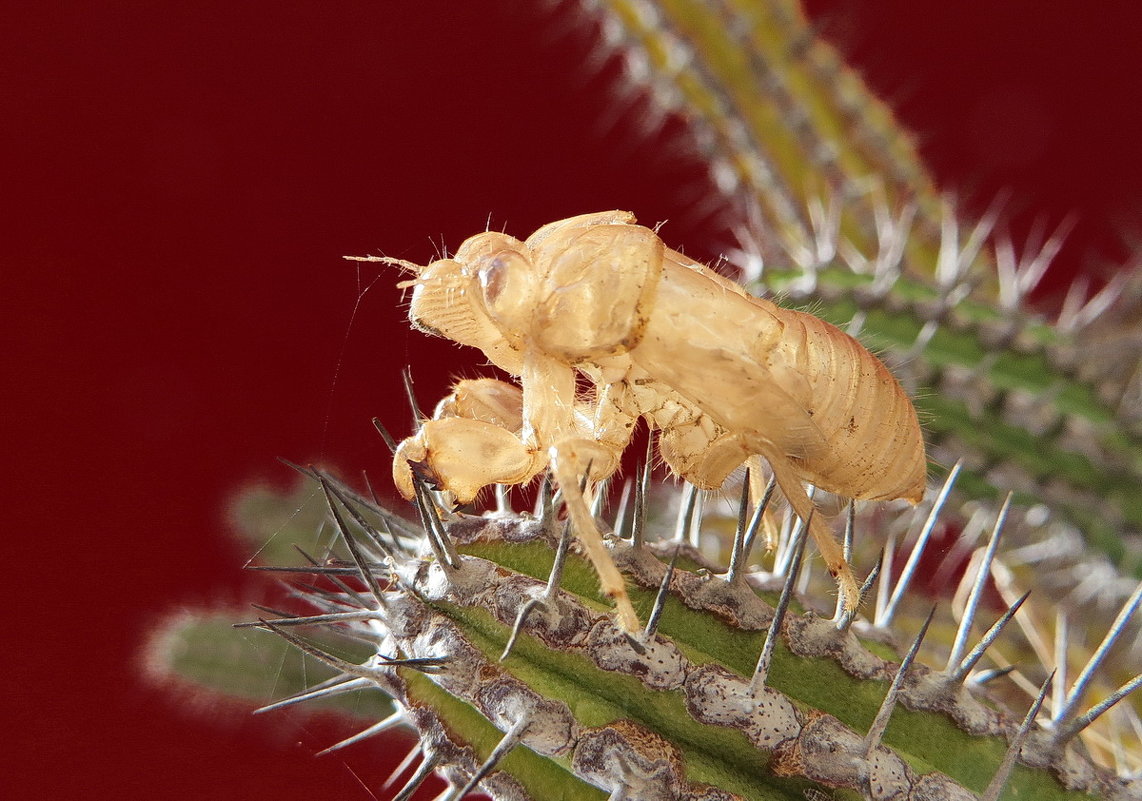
(3, 2, 1139, 798)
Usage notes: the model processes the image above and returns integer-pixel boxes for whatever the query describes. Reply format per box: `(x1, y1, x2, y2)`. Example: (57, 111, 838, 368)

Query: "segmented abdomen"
(778, 307, 926, 502)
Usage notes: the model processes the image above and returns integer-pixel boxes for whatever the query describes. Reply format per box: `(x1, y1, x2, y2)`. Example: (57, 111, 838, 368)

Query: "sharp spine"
(401, 366, 423, 429)
(982, 671, 1054, 801)
(837, 554, 882, 632)
(254, 676, 372, 714)
(314, 711, 405, 756)
(644, 544, 681, 639)
(864, 606, 935, 757)
(391, 752, 439, 801)
(673, 482, 700, 544)
(319, 478, 390, 610)
(372, 417, 399, 454)
(445, 717, 530, 801)
(832, 502, 857, 621)
(946, 492, 1012, 672)
(1053, 580, 1142, 731)
(733, 474, 776, 584)
(880, 460, 962, 627)
(1056, 673, 1142, 745)
(631, 439, 652, 549)
(412, 476, 461, 570)
(500, 521, 574, 661)
(751, 514, 808, 693)
(950, 590, 1031, 683)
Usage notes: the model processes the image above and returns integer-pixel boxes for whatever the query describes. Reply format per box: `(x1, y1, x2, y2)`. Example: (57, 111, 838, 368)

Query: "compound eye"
(476, 249, 535, 341)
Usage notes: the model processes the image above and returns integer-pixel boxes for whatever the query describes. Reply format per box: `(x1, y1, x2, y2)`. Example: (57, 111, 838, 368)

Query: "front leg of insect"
(391, 380, 541, 505)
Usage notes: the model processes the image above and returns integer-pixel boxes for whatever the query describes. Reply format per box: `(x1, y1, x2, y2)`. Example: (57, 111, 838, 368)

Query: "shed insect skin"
(370, 211, 927, 630)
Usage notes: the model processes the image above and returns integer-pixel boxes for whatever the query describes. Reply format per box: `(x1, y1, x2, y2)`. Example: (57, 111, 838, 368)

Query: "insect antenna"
(751, 513, 809, 693)
(863, 606, 935, 758)
(981, 671, 1054, 801)
(342, 253, 425, 276)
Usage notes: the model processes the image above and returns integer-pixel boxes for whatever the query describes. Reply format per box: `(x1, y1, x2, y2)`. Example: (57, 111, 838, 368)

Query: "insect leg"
(747, 454, 783, 552)
(761, 451, 862, 613)
(550, 440, 641, 632)
(392, 416, 542, 505)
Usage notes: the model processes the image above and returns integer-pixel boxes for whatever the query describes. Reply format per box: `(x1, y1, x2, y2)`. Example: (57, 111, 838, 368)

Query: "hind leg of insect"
(756, 448, 862, 613)
(746, 455, 783, 553)
(656, 418, 785, 553)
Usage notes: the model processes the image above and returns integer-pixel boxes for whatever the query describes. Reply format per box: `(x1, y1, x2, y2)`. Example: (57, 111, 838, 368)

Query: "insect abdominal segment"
(389, 211, 926, 628)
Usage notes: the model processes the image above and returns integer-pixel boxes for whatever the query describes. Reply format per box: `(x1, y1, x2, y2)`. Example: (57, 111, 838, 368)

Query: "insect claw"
(408, 458, 442, 489)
